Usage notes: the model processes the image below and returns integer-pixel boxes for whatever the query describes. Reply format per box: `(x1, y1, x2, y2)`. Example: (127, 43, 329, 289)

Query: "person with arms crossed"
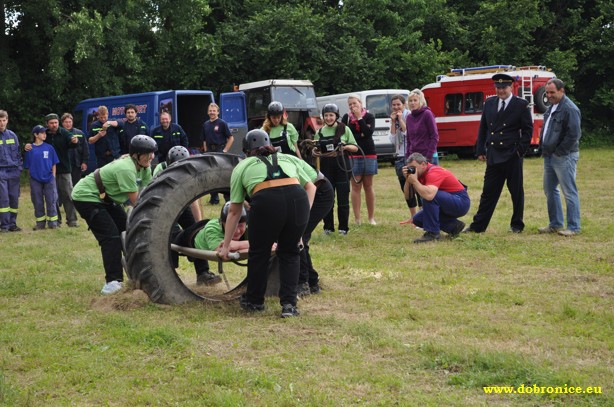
(463, 73, 533, 234)
(538, 78, 582, 237)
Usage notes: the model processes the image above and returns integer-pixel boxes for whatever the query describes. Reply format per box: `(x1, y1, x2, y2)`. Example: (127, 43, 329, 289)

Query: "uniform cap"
(492, 73, 515, 88)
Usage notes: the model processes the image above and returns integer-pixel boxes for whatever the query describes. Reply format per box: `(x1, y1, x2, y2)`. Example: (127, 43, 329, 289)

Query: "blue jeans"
(543, 152, 581, 231)
(413, 189, 470, 234)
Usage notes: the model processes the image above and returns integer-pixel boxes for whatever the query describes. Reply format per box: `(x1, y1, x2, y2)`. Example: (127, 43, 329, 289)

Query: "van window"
(444, 94, 463, 115)
(464, 92, 484, 114)
(365, 94, 389, 119)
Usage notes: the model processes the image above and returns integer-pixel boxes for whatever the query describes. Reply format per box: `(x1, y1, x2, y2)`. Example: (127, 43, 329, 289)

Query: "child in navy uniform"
(24, 125, 60, 230)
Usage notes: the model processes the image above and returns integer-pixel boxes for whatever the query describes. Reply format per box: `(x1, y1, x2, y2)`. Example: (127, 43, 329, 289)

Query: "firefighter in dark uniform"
(218, 129, 315, 318)
(464, 73, 533, 233)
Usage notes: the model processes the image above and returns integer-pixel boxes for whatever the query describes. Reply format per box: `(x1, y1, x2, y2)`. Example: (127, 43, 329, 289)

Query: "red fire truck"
(421, 65, 556, 158)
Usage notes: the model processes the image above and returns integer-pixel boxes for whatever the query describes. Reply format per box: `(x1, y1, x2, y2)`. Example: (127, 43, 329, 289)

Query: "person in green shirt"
(218, 129, 315, 318)
(72, 135, 156, 295)
(313, 103, 358, 235)
(261, 101, 302, 158)
(154, 146, 220, 285)
(175, 201, 249, 253)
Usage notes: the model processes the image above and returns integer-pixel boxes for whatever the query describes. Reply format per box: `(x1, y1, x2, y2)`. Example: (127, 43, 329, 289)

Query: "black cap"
(492, 73, 515, 88)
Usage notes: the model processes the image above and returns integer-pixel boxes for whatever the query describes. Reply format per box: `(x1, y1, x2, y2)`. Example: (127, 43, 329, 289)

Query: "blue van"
(73, 90, 217, 171)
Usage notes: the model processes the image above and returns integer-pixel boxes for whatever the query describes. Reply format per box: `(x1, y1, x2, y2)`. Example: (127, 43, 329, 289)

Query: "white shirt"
(542, 103, 559, 142)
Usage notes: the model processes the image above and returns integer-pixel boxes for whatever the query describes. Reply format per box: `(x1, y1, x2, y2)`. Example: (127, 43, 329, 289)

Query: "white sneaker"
(101, 280, 122, 295)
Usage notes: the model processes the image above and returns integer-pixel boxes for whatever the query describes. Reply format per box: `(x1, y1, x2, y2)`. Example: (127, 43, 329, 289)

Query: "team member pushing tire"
(218, 129, 316, 318)
(72, 135, 157, 295)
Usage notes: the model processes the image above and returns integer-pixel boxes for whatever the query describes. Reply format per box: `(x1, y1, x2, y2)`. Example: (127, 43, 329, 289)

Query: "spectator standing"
(88, 106, 121, 168)
(119, 104, 149, 154)
(25, 125, 59, 230)
(203, 103, 233, 204)
(341, 95, 377, 225)
(0, 110, 23, 232)
(387, 94, 412, 223)
(463, 74, 533, 234)
(40, 113, 79, 227)
(151, 111, 188, 164)
(538, 78, 582, 237)
(314, 103, 358, 236)
(61, 113, 89, 185)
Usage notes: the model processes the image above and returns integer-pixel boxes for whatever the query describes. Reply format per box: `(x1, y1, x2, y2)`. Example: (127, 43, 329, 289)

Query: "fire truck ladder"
(519, 70, 534, 108)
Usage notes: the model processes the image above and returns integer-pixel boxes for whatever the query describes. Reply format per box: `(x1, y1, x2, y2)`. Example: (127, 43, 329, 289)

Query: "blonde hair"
(262, 114, 288, 133)
(347, 94, 363, 106)
(61, 112, 73, 123)
(97, 106, 109, 116)
(408, 89, 427, 108)
(208, 103, 220, 112)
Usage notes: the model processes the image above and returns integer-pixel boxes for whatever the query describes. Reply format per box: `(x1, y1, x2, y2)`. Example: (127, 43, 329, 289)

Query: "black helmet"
(322, 103, 339, 120)
(243, 129, 271, 153)
(129, 135, 158, 155)
(220, 202, 248, 223)
(166, 146, 190, 165)
(267, 101, 284, 116)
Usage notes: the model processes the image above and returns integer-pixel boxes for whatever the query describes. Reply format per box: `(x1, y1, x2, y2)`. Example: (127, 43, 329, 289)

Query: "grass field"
(1, 149, 612, 406)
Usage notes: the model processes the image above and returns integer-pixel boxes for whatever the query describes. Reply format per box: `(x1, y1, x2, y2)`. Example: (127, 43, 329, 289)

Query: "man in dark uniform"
(118, 104, 149, 154)
(150, 111, 188, 164)
(464, 73, 533, 233)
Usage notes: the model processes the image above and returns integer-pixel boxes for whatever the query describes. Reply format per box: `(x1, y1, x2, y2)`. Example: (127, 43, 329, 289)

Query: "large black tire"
(534, 86, 550, 114)
(125, 153, 243, 304)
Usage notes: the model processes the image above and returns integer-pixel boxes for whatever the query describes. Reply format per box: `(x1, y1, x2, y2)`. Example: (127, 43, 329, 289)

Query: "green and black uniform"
(72, 156, 152, 283)
(314, 123, 356, 233)
(230, 152, 311, 307)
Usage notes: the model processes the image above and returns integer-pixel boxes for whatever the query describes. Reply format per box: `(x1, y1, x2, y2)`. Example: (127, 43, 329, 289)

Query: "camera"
(408, 166, 416, 175)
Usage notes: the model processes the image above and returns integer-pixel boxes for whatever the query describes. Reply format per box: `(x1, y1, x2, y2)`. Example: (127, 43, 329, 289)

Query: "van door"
(365, 94, 395, 159)
(220, 92, 248, 155)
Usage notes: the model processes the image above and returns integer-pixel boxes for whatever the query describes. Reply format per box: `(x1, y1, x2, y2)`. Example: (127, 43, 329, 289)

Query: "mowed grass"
(1, 148, 612, 406)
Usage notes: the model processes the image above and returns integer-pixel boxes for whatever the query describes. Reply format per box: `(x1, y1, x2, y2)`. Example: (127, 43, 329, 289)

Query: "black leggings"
(299, 178, 334, 285)
(245, 184, 310, 306)
(74, 200, 126, 283)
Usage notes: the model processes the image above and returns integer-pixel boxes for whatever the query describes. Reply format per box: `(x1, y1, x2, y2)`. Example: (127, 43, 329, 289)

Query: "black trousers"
(74, 200, 126, 283)
(172, 209, 210, 275)
(299, 178, 334, 286)
(246, 185, 309, 306)
(320, 156, 351, 232)
(470, 154, 525, 232)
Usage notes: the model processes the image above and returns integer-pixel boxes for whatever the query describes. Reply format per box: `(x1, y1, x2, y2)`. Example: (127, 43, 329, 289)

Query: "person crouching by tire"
(218, 129, 316, 318)
(72, 135, 156, 295)
(314, 103, 358, 236)
(153, 146, 220, 285)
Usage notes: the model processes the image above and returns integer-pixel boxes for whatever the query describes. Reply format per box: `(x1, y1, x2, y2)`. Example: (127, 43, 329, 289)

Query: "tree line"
(1, 0, 612, 144)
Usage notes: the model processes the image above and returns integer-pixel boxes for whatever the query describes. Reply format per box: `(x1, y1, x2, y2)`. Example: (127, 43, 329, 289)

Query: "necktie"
(499, 100, 506, 112)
